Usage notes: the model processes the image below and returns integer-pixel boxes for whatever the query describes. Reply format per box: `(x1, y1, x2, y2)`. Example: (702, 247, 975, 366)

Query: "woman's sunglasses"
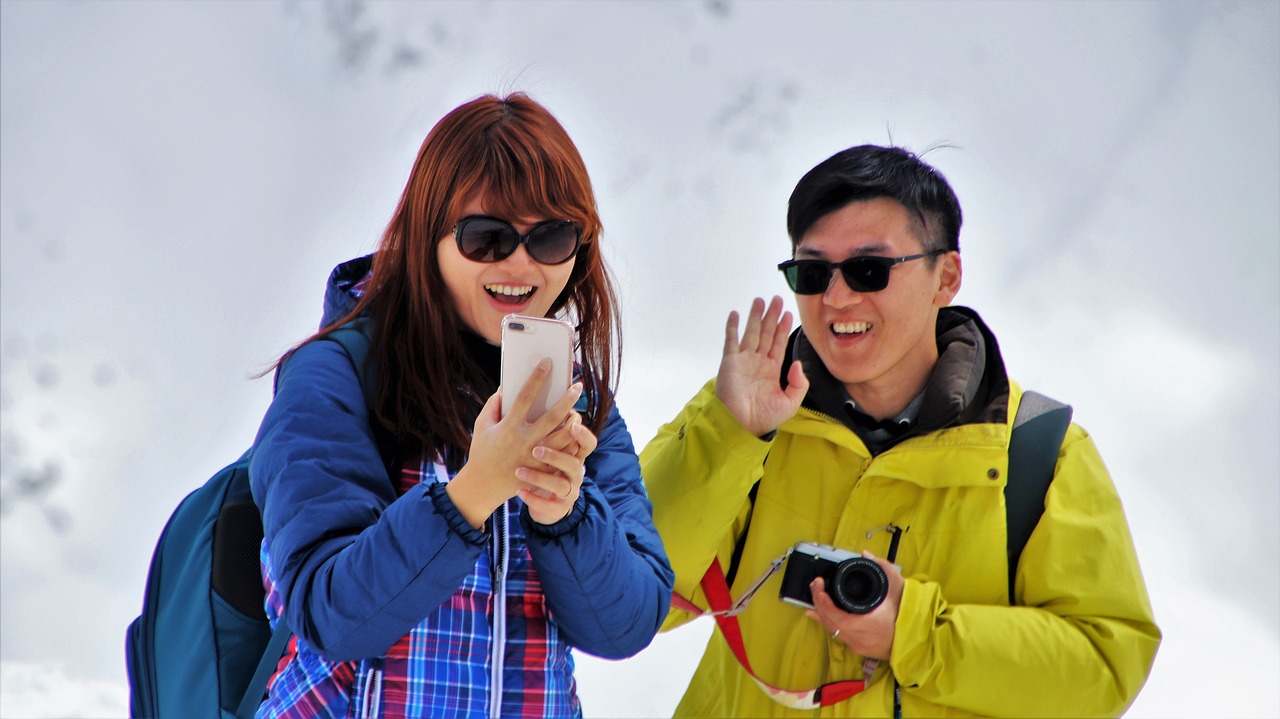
(777, 250, 943, 294)
(453, 215, 582, 266)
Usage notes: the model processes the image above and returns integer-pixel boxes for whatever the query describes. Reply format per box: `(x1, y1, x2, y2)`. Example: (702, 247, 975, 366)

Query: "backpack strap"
(235, 620, 293, 719)
(325, 316, 374, 399)
(235, 317, 376, 719)
(723, 480, 761, 588)
(326, 316, 399, 468)
(1005, 390, 1072, 605)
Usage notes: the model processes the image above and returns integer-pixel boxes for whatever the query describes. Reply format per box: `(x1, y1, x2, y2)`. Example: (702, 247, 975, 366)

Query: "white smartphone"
(500, 314, 573, 421)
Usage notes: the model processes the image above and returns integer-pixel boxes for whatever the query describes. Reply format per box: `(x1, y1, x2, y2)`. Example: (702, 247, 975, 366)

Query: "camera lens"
(830, 557, 888, 614)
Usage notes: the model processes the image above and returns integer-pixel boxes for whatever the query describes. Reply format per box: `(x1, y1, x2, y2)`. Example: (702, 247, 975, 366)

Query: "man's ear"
(934, 251, 962, 307)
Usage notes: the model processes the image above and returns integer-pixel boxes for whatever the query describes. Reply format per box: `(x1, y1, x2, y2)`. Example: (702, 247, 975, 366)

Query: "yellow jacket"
(642, 332, 1159, 717)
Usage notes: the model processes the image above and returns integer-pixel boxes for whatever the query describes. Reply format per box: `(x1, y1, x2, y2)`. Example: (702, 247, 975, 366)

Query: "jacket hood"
(321, 254, 374, 329)
(920, 305, 1010, 428)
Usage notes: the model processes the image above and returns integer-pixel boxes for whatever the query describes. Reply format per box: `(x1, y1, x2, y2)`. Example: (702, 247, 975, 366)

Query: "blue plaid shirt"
(256, 457, 580, 719)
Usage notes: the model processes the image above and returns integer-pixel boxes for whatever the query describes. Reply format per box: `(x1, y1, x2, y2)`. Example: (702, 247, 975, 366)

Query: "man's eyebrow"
(795, 243, 890, 259)
(853, 244, 892, 256)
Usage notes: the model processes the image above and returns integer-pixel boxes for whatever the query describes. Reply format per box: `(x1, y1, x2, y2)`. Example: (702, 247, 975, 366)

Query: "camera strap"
(671, 549, 869, 710)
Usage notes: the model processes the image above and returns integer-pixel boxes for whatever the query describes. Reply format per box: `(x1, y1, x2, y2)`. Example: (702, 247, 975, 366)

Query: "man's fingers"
(725, 298, 787, 357)
(724, 310, 742, 356)
(741, 297, 767, 352)
(757, 296, 784, 355)
(810, 576, 833, 614)
(769, 307, 794, 361)
(784, 360, 810, 404)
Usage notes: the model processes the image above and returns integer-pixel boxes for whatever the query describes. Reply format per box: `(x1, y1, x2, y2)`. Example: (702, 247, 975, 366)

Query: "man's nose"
(824, 270, 863, 308)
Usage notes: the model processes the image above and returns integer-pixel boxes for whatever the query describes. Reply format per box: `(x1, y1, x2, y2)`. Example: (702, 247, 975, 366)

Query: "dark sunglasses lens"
(787, 262, 834, 294)
(840, 258, 891, 292)
(526, 222, 580, 264)
(839, 257, 890, 291)
(457, 219, 518, 262)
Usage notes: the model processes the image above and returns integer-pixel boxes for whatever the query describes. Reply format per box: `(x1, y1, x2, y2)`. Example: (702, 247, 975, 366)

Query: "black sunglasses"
(453, 215, 582, 265)
(777, 250, 943, 294)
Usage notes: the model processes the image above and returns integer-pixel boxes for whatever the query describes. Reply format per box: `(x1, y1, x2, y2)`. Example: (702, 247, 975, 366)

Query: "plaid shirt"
(256, 456, 580, 719)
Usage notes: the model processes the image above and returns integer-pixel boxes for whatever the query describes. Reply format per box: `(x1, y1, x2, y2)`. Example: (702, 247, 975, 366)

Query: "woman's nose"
(502, 242, 539, 269)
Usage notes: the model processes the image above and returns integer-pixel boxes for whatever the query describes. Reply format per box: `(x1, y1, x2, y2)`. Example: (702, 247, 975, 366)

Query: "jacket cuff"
(425, 481, 489, 546)
(520, 492, 587, 538)
(889, 577, 940, 688)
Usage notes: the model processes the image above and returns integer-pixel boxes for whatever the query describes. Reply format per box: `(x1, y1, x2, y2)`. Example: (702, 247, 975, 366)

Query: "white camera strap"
(701, 547, 792, 618)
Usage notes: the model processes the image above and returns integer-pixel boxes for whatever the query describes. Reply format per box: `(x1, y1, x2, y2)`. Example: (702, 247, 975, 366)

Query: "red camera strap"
(672, 557, 867, 710)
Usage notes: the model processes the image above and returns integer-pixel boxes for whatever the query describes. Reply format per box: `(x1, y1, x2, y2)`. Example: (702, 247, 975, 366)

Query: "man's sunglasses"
(453, 215, 582, 265)
(777, 250, 943, 294)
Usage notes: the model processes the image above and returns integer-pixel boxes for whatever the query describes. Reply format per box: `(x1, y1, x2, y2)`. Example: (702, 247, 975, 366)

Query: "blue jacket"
(249, 256, 673, 714)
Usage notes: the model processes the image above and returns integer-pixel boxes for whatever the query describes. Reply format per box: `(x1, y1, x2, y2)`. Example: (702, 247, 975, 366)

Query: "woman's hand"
(517, 418, 597, 524)
(716, 296, 810, 437)
(446, 360, 583, 529)
(528, 410, 585, 474)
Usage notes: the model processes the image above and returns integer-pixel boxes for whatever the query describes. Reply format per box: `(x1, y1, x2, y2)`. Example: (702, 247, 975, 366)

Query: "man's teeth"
(832, 321, 870, 335)
(485, 284, 534, 297)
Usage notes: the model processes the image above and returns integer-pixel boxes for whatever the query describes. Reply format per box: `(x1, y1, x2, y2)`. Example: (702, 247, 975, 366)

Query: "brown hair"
(301, 93, 620, 466)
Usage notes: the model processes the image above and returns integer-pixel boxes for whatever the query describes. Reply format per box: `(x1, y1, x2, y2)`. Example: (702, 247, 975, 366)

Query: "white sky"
(1, 1, 1277, 717)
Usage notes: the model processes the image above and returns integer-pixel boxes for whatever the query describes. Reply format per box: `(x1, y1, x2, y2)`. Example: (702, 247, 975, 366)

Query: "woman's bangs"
(476, 141, 598, 240)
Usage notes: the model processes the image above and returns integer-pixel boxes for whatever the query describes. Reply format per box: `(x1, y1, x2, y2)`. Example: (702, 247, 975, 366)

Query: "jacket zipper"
(489, 502, 509, 719)
(359, 658, 383, 719)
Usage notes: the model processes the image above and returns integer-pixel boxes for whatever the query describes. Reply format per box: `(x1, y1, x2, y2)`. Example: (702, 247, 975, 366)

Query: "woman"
(249, 93, 673, 718)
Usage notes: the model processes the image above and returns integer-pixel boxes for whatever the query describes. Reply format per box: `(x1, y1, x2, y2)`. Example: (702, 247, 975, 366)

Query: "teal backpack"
(126, 320, 373, 719)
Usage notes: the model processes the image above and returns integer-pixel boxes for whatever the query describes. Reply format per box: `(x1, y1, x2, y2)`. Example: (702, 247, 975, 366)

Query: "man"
(641, 145, 1160, 717)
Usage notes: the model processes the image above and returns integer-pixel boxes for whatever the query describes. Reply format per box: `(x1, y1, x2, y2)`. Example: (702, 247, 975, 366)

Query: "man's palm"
(715, 297, 809, 437)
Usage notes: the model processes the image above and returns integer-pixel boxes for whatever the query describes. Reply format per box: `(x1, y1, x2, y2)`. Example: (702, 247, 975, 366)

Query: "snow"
(2, 1, 1277, 717)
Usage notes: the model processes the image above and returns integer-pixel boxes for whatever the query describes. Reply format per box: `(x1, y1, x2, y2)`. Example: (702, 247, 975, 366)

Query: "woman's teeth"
(485, 283, 535, 303)
(832, 321, 870, 335)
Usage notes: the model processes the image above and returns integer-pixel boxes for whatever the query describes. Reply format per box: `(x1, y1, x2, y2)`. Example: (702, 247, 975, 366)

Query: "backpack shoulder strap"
(235, 620, 293, 719)
(324, 316, 397, 466)
(723, 479, 761, 588)
(235, 316, 376, 719)
(1005, 390, 1072, 604)
(323, 316, 374, 399)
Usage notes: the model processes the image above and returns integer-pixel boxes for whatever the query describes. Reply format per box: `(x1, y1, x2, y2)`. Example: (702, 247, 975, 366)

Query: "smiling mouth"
(832, 321, 871, 336)
(485, 283, 535, 305)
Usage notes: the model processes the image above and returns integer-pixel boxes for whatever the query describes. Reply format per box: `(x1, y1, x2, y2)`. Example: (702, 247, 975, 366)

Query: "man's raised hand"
(715, 296, 809, 438)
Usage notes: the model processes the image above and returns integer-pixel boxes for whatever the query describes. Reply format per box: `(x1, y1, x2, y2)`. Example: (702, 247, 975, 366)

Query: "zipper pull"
(865, 523, 906, 564)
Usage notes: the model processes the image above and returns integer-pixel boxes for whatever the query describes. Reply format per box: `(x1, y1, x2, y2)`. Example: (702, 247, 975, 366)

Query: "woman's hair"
(310, 93, 620, 465)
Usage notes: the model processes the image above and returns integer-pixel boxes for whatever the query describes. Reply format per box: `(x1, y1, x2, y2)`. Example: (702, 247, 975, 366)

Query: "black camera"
(778, 542, 888, 615)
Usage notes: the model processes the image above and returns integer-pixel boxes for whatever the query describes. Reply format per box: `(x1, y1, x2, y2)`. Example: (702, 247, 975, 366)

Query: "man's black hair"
(786, 145, 963, 254)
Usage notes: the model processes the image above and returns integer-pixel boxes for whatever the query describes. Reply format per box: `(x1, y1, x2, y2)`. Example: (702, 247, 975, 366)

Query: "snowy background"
(2, 0, 1277, 716)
